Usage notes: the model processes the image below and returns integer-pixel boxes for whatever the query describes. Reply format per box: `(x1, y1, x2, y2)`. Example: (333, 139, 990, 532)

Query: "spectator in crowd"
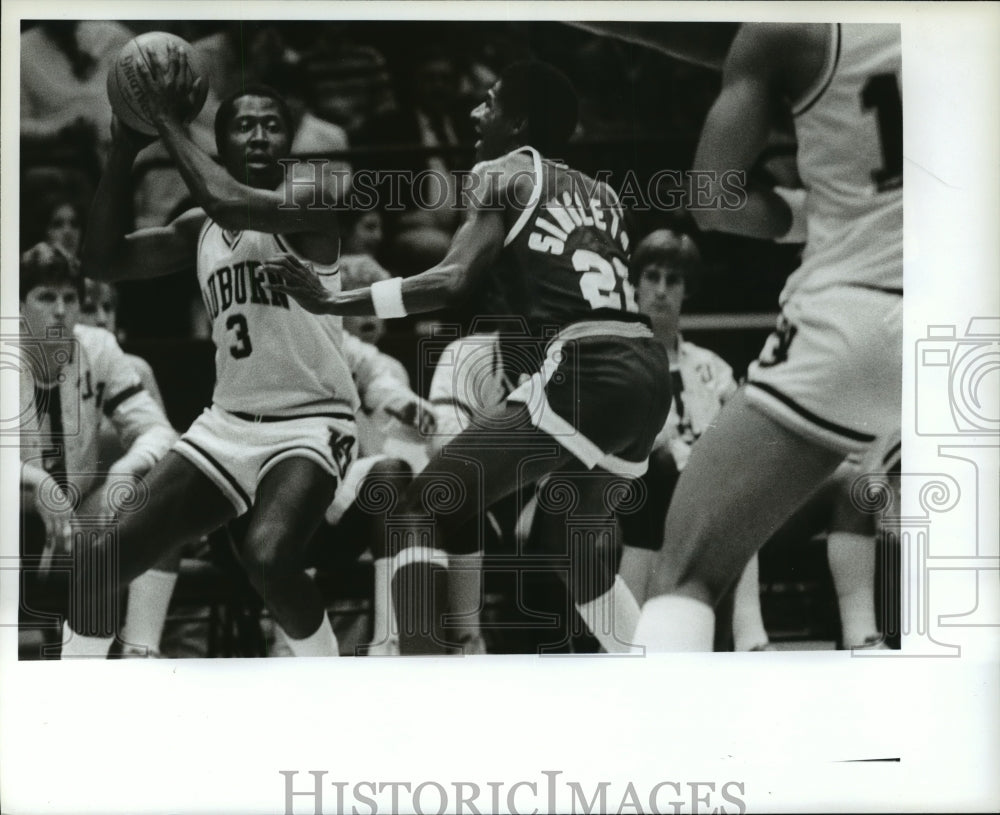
(570, 37, 638, 138)
(293, 23, 397, 138)
(340, 210, 386, 260)
(358, 46, 476, 272)
(20, 20, 134, 177)
(18, 244, 177, 658)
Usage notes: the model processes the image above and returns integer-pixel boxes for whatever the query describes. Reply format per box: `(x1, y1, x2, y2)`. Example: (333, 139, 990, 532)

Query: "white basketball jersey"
(786, 23, 903, 301)
(197, 223, 359, 416)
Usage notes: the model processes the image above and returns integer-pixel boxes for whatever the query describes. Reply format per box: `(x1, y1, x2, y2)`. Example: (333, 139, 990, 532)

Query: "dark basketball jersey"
(492, 147, 641, 337)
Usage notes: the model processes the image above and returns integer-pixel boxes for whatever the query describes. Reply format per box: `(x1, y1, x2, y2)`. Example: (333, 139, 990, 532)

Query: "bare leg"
(637, 391, 844, 651)
(66, 451, 237, 643)
(237, 457, 339, 644)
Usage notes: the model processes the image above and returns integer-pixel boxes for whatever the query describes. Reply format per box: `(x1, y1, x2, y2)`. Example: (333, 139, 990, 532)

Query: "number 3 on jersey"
(572, 249, 638, 312)
(227, 313, 253, 358)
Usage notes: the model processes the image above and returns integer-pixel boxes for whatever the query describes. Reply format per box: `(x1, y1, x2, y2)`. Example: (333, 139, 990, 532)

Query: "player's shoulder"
(732, 23, 830, 96)
(470, 149, 537, 204)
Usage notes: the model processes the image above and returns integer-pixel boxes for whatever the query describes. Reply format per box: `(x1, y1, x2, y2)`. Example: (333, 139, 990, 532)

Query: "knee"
(238, 525, 302, 577)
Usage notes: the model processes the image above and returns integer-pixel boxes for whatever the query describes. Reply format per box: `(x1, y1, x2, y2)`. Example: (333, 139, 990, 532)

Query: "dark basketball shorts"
(507, 320, 671, 477)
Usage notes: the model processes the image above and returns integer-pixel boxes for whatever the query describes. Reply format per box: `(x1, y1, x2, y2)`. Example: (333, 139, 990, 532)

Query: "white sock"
(828, 531, 879, 647)
(448, 551, 483, 642)
(281, 613, 339, 657)
(575, 575, 642, 654)
(121, 569, 178, 653)
(371, 557, 396, 644)
(60, 621, 113, 658)
(392, 546, 450, 573)
(634, 594, 715, 652)
(732, 554, 770, 651)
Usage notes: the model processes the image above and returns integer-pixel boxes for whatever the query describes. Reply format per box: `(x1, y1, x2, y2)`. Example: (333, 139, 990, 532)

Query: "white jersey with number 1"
(196, 222, 359, 416)
(786, 23, 903, 302)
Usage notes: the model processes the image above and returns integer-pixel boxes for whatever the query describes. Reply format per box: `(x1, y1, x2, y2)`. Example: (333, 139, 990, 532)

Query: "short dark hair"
(20, 242, 84, 302)
(497, 61, 578, 156)
(629, 229, 702, 288)
(214, 84, 293, 156)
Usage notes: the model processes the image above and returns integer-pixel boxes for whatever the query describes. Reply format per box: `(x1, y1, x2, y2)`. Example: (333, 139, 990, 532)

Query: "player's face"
(21, 283, 80, 341)
(46, 204, 82, 257)
(636, 263, 686, 329)
(80, 282, 118, 333)
(471, 82, 519, 162)
(221, 96, 291, 190)
(343, 315, 386, 346)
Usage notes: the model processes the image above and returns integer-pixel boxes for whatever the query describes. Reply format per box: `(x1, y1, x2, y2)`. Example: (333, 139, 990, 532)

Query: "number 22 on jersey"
(572, 249, 639, 312)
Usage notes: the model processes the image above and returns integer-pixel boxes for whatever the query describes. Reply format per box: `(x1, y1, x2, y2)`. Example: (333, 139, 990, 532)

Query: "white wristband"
(370, 277, 407, 319)
(773, 186, 808, 244)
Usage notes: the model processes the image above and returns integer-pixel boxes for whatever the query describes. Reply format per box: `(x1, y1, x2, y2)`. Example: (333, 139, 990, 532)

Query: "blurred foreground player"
(18, 245, 176, 656)
(63, 47, 357, 657)
(268, 61, 671, 654)
(634, 24, 902, 649)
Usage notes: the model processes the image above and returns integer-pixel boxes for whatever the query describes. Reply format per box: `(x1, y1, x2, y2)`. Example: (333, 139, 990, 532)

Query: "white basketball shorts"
(746, 286, 902, 456)
(175, 405, 357, 515)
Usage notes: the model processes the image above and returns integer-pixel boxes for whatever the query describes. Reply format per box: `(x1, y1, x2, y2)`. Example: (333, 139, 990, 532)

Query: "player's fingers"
(142, 48, 163, 81)
(188, 76, 204, 109)
(263, 258, 309, 282)
(175, 49, 191, 87)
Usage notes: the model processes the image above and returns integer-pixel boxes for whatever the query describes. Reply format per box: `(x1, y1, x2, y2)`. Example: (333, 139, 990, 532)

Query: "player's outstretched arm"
(265, 165, 507, 317)
(568, 22, 738, 71)
(691, 24, 800, 239)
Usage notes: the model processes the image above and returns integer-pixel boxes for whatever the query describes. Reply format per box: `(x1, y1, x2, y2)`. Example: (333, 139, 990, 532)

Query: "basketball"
(106, 32, 208, 136)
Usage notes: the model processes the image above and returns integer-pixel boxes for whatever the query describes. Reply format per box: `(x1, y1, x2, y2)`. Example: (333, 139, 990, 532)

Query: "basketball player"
(268, 61, 672, 654)
(631, 24, 903, 649)
(18, 244, 177, 656)
(62, 46, 356, 657)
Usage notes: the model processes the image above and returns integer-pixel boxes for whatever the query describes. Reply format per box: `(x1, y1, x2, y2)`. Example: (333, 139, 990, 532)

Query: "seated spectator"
(358, 45, 476, 260)
(18, 244, 177, 658)
(20, 20, 133, 177)
(293, 23, 397, 138)
(340, 210, 385, 259)
(21, 191, 87, 258)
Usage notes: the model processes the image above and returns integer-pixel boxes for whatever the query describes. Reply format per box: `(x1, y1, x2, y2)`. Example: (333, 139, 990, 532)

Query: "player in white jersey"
(18, 245, 176, 656)
(62, 45, 355, 658)
(633, 24, 903, 650)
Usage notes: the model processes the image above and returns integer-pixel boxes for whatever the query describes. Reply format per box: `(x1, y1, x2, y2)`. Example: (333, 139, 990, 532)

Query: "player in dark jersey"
(268, 61, 672, 653)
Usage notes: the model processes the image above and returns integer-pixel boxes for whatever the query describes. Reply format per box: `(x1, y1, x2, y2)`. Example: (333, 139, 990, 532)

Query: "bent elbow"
(203, 199, 246, 231)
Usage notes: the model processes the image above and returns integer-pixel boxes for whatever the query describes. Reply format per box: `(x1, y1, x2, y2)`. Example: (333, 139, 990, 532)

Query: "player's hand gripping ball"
(107, 32, 208, 136)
